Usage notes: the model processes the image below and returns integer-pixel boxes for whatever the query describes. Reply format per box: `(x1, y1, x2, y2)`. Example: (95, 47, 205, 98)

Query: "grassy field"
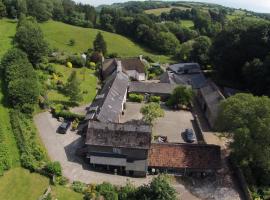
(0, 19, 16, 58)
(46, 64, 97, 105)
(0, 168, 49, 200)
(0, 168, 83, 200)
(145, 6, 190, 15)
(0, 18, 172, 63)
(0, 78, 20, 167)
(180, 20, 194, 28)
(51, 185, 83, 200)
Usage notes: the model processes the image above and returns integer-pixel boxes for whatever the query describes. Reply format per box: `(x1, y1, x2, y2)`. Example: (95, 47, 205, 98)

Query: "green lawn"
(0, 78, 20, 167)
(0, 168, 49, 200)
(180, 20, 194, 28)
(0, 168, 83, 200)
(0, 19, 16, 57)
(51, 185, 83, 200)
(0, 18, 172, 63)
(47, 64, 97, 105)
(145, 6, 190, 16)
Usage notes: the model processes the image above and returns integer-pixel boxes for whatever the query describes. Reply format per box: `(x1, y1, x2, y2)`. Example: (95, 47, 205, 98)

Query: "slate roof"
(199, 80, 225, 117)
(168, 63, 201, 74)
(160, 71, 206, 89)
(129, 82, 178, 95)
(85, 71, 129, 123)
(102, 57, 145, 79)
(86, 121, 152, 149)
(148, 143, 221, 170)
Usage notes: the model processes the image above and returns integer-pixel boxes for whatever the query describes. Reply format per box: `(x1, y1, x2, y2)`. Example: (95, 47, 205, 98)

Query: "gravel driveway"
(34, 111, 152, 186)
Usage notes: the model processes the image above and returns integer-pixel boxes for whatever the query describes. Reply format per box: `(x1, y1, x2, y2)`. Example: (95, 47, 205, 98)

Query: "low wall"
(229, 158, 253, 200)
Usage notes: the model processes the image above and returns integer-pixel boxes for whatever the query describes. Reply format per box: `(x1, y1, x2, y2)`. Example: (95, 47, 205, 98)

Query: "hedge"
(149, 96, 161, 103)
(0, 125, 11, 175)
(9, 110, 47, 171)
(53, 110, 84, 121)
(128, 94, 144, 103)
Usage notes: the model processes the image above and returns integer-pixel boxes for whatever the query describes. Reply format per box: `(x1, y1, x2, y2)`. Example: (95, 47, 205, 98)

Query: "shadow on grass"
(51, 100, 79, 107)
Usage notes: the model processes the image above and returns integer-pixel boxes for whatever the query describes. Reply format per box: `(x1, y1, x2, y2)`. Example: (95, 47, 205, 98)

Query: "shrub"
(128, 94, 144, 103)
(21, 103, 35, 114)
(89, 62, 96, 69)
(44, 161, 62, 176)
(66, 62, 73, 68)
(47, 64, 56, 75)
(148, 73, 155, 80)
(68, 55, 84, 68)
(96, 182, 118, 200)
(56, 176, 69, 186)
(72, 181, 87, 193)
(69, 39, 76, 46)
(149, 96, 161, 103)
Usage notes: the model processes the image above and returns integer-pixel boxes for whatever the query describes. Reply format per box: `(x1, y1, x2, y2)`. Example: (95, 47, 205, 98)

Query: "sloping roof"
(102, 57, 145, 77)
(199, 80, 225, 117)
(148, 143, 221, 170)
(85, 71, 129, 123)
(121, 58, 145, 73)
(160, 71, 206, 89)
(102, 59, 118, 78)
(129, 82, 178, 95)
(168, 63, 201, 74)
(86, 121, 152, 149)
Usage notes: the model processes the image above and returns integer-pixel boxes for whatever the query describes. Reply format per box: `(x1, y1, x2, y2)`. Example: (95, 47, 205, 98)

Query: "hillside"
(0, 19, 172, 63)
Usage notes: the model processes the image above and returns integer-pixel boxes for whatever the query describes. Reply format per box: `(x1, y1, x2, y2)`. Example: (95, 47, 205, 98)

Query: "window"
(113, 148, 122, 154)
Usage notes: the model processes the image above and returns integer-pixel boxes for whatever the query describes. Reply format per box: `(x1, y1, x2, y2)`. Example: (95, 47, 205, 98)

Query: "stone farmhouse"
(101, 56, 146, 81)
(82, 58, 222, 177)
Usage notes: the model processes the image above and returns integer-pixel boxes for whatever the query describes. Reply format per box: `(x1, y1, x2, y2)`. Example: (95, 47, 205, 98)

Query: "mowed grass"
(145, 6, 190, 15)
(47, 64, 97, 105)
(0, 19, 16, 57)
(0, 168, 49, 200)
(0, 78, 20, 167)
(0, 19, 172, 63)
(51, 185, 83, 200)
(0, 168, 83, 200)
(180, 20, 194, 28)
(41, 20, 172, 63)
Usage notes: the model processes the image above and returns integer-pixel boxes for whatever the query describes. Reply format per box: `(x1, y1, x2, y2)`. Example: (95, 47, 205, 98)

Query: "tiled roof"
(86, 121, 152, 149)
(129, 82, 178, 95)
(148, 143, 221, 170)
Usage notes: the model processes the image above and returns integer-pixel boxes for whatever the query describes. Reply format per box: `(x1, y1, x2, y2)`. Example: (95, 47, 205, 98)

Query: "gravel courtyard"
(34, 111, 152, 186)
(121, 102, 196, 143)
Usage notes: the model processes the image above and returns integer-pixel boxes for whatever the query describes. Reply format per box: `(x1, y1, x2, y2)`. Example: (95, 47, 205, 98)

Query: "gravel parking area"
(121, 102, 196, 143)
(34, 111, 152, 186)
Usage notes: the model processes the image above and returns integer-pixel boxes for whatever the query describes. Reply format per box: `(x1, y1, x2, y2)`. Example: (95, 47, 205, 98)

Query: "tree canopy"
(93, 32, 107, 56)
(64, 71, 82, 103)
(216, 93, 270, 186)
(166, 86, 193, 108)
(14, 17, 49, 65)
(140, 102, 164, 125)
(0, 48, 39, 112)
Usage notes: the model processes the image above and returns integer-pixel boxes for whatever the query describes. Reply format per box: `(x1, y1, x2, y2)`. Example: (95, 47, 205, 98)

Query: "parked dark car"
(185, 128, 195, 143)
(57, 121, 71, 134)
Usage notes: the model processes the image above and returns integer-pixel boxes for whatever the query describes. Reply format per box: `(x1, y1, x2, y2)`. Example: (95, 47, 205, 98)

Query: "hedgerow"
(9, 110, 47, 171)
(0, 125, 11, 175)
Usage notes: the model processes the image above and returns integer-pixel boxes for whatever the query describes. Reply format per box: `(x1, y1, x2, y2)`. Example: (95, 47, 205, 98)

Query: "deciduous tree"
(140, 102, 164, 125)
